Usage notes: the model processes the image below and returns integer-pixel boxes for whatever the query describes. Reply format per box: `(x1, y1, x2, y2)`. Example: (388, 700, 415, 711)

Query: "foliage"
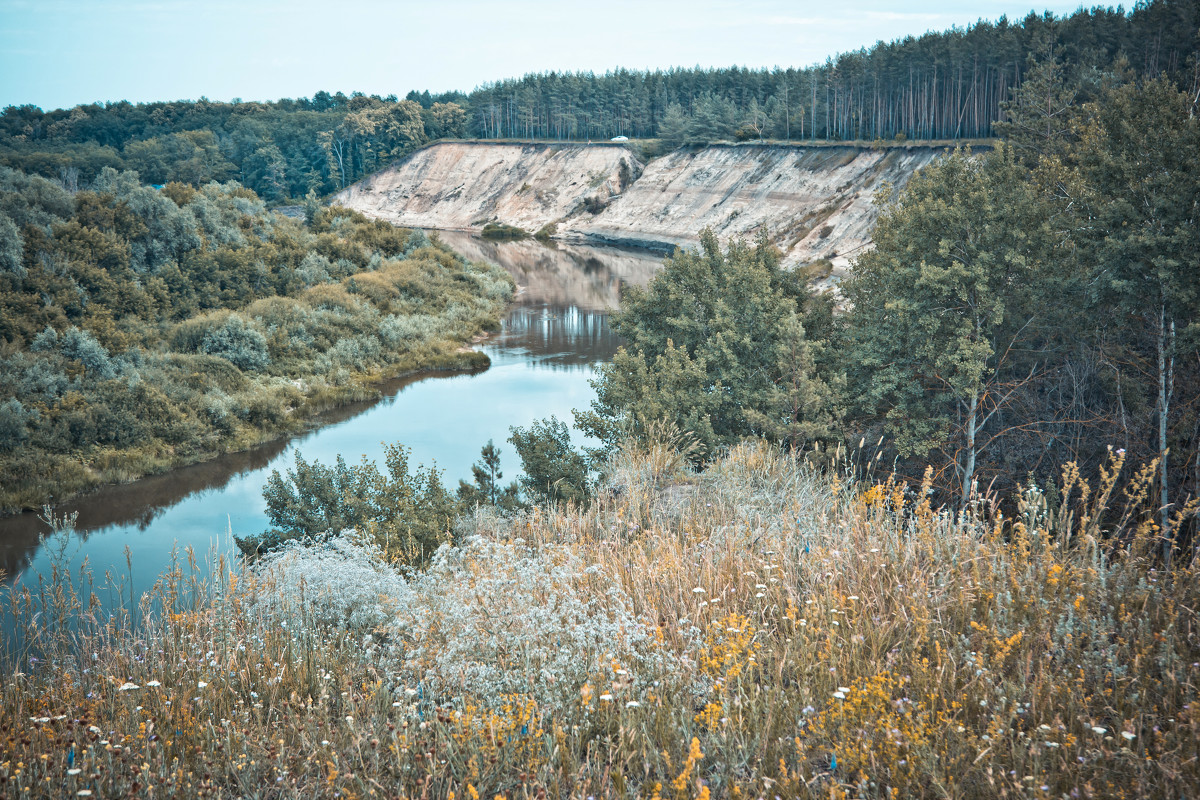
(508, 416, 591, 506)
(250, 443, 459, 566)
(579, 230, 837, 459)
(4, 444, 1198, 799)
(457, 440, 522, 511)
(479, 222, 528, 240)
(0, 167, 513, 512)
(842, 145, 1065, 502)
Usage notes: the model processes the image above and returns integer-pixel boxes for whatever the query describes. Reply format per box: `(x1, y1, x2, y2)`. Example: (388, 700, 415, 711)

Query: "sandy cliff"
(335, 141, 944, 286)
(335, 143, 636, 233)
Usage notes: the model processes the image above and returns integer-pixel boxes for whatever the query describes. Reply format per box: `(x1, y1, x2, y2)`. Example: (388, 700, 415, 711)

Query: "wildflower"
(755, 584, 767, 589)
(692, 587, 706, 594)
(848, 595, 859, 601)
(321, 740, 331, 746)
(197, 681, 208, 689)
(146, 680, 161, 687)
(1122, 731, 1136, 741)
(117, 683, 139, 692)
(837, 687, 851, 693)
(833, 691, 846, 699)
(67, 769, 81, 776)
(346, 716, 355, 724)
(1092, 726, 1106, 735)
(599, 694, 614, 702)
(755, 593, 765, 598)
(626, 701, 641, 708)
(77, 792, 93, 797)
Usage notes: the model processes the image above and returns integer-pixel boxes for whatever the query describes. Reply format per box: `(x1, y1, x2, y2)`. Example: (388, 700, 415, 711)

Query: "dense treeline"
(3, 1, 1197, 201)
(468, 2, 1198, 143)
(0, 94, 466, 200)
(582, 69, 1198, 552)
(0, 168, 513, 512)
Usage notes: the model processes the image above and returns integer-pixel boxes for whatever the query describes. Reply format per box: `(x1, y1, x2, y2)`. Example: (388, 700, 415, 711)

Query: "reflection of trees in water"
(0, 369, 463, 582)
(496, 306, 620, 369)
(433, 231, 661, 311)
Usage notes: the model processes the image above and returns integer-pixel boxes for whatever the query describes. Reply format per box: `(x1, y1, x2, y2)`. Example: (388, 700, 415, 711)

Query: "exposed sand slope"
(335, 143, 636, 233)
(336, 141, 945, 288)
(563, 145, 940, 280)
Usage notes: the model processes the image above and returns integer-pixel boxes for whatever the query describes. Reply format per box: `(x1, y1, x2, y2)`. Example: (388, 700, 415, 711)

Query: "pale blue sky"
(2, 0, 1090, 112)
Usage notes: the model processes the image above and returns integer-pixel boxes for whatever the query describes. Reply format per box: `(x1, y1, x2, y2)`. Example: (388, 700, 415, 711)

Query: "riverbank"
(0, 176, 515, 515)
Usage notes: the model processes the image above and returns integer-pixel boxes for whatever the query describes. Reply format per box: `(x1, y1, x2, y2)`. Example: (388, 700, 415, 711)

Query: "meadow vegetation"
(0, 167, 514, 512)
(2, 441, 1197, 798)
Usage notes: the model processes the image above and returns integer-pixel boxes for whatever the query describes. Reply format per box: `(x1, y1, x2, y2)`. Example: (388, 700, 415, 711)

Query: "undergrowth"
(2, 443, 1197, 798)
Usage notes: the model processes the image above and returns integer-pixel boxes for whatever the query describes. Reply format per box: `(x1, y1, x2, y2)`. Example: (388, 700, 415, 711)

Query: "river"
(0, 233, 662, 602)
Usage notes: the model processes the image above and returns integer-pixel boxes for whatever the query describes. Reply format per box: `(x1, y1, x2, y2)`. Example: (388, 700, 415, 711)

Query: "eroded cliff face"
(334, 143, 636, 233)
(566, 145, 939, 280)
(335, 141, 943, 286)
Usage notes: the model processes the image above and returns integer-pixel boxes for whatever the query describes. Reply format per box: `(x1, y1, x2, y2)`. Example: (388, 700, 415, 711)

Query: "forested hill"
(2, 1, 1197, 201)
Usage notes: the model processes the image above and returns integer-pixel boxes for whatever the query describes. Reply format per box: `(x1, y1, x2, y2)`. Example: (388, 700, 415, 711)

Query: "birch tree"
(844, 145, 1063, 505)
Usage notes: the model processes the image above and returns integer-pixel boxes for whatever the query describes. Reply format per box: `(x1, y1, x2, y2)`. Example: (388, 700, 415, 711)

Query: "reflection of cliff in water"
(433, 231, 662, 311)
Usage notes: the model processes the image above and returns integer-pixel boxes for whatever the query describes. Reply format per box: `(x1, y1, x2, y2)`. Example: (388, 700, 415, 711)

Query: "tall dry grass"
(2, 444, 1197, 798)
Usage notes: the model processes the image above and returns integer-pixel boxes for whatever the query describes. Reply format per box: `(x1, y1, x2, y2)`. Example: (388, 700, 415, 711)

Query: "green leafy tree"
(1075, 78, 1200, 552)
(429, 102, 468, 139)
(843, 145, 1064, 504)
(254, 443, 458, 565)
(578, 230, 837, 458)
(508, 416, 590, 506)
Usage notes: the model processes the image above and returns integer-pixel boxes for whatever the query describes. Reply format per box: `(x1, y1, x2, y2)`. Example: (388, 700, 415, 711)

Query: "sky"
(1, 0, 1091, 112)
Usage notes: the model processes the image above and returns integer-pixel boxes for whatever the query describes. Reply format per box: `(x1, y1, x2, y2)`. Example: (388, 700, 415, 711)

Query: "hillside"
(334, 143, 636, 233)
(335, 141, 941, 285)
(564, 144, 940, 276)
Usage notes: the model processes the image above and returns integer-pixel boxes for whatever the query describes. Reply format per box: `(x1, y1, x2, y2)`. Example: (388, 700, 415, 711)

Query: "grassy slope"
(3, 442, 1196, 799)
(0, 182, 514, 513)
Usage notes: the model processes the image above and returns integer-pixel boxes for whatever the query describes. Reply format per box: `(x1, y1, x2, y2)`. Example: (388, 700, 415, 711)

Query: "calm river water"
(0, 234, 662, 602)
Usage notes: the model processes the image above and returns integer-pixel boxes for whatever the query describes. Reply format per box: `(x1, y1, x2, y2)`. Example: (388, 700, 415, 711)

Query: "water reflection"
(0, 236, 662, 595)
(433, 231, 662, 311)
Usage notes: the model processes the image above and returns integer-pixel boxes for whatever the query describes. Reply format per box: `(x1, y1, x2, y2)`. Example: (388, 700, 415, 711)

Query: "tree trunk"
(1157, 303, 1174, 561)
(962, 388, 980, 509)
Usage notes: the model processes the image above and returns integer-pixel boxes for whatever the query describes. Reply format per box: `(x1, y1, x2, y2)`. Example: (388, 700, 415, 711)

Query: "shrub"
(0, 398, 37, 449)
(509, 416, 590, 506)
(200, 315, 269, 371)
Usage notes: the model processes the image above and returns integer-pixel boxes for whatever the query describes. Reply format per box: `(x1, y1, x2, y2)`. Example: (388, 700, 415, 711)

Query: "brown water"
(0, 236, 663, 600)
